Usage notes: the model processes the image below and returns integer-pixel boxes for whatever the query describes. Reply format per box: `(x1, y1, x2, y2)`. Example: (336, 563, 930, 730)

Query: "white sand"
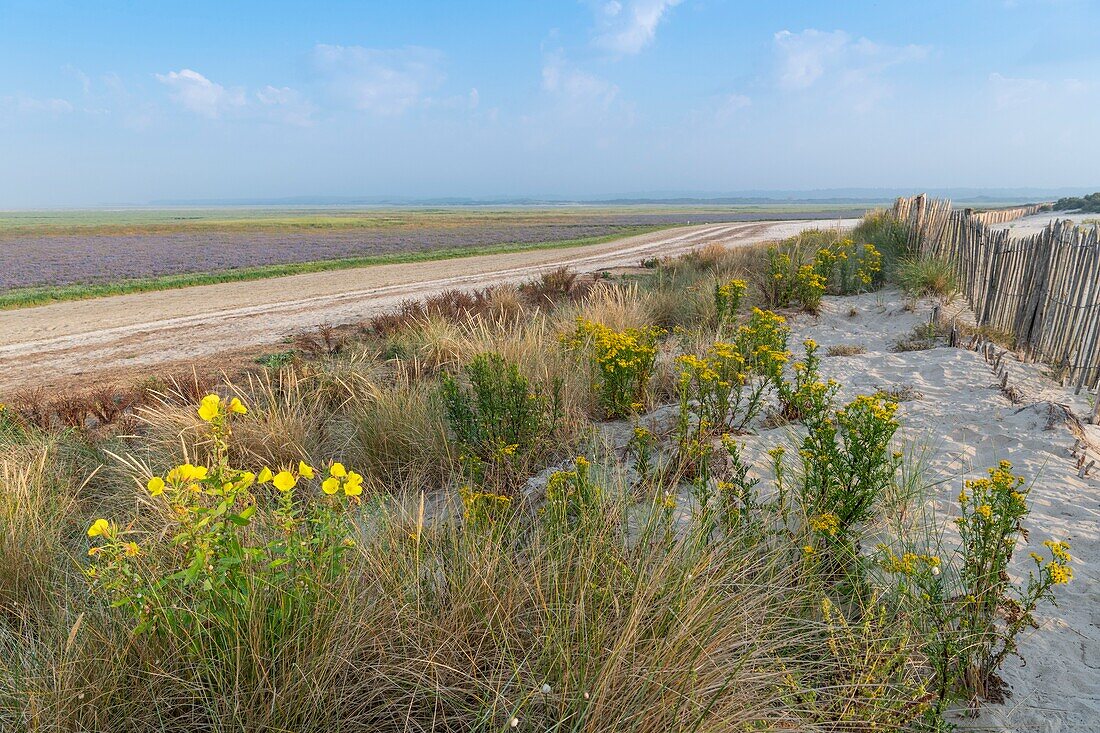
(998, 211, 1099, 239)
(781, 290, 1100, 730)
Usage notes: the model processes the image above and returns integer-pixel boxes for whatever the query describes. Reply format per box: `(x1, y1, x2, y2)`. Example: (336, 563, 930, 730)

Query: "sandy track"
(0, 219, 853, 393)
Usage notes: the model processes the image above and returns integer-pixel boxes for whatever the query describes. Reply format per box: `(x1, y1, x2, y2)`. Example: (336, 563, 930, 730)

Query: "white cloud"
(592, 0, 683, 55)
(774, 29, 928, 91)
(155, 69, 245, 118)
(313, 44, 444, 114)
(715, 93, 751, 119)
(541, 50, 618, 108)
(988, 72, 1093, 109)
(63, 64, 91, 95)
(720, 93, 751, 110)
(2, 96, 74, 114)
(255, 85, 315, 126)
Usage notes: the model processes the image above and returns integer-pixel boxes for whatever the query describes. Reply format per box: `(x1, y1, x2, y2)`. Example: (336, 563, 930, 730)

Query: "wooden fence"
(892, 194, 1100, 393)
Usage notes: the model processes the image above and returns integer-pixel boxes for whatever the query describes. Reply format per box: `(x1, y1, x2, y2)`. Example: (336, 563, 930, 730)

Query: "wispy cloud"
(255, 85, 315, 126)
(155, 69, 245, 119)
(716, 93, 751, 117)
(541, 50, 619, 107)
(774, 29, 928, 91)
(313, 44, 445, 115)
(988, 72, 1092, 109)
(1, 95, 74, 114)
(591, 0, 683, 55)
(63, 64, 92, 95)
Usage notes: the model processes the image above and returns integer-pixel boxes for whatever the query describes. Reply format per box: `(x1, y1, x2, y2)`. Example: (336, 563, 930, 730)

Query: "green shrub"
(440, 352, 563, 493)
(797, 393, 902, 553)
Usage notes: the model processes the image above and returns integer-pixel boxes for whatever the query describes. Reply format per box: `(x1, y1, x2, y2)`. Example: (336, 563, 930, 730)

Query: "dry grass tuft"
(826, 343, 867, 357)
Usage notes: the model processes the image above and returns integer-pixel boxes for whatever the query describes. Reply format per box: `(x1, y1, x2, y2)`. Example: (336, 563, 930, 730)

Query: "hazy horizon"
(2, 1, 1098, 207)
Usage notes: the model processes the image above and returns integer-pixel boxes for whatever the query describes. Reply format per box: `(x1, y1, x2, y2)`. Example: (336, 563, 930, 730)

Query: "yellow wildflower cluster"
(542, 455, 600, 524)
(881, 550, 941, 576)
(963, 462, 1026, 505)
(715, 277, 747, 323)
(459, 485, 512, 522)
(320, 462, 365, 497)
(567, 318, 662, 418)
(813, 239, 882, 293)
(842, 394, 898, 424)
(1043, 539, 1071, 563)
(737, 309, 791, 377)
(197, 393, 247, 422)
(85, 394, 369, 635)
(808, 512, 840, 537)
(1041, 540, 1073, 584)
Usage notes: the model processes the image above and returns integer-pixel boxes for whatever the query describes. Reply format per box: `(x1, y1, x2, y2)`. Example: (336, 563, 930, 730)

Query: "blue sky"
(1, 0, 1098, 206)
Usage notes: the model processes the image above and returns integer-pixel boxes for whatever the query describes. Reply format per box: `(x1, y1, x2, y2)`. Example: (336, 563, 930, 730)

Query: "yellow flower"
(321, 477, 341, 495)
(147, 476, 166, 496)
(329, 462, 347, 478)
(273, 471, 297, 492)
(87, 518, 110, 538)
(298, 461, 315, 479)
(124, 541, 141, 557)
(197, 394, 221, 422)
(1049, 562, 1073, 585)
(976, 504, 992, 519)
(228, 397, 248, 415)
(169, 463, 208, 483)
(808, 513, 840, 536)
(344, 472, 364, 496)
(257, 467, 273, 484)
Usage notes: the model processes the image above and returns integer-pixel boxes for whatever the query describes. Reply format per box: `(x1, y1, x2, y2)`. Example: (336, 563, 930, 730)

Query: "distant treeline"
(1053, 192, 1100, 212)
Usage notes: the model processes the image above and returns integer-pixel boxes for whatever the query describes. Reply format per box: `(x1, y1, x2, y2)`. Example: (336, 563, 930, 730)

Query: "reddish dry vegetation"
(5, 372, 217, 433)
(365, 267, 595, 335)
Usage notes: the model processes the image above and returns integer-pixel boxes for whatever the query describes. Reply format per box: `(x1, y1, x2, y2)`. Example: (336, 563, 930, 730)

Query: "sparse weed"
(826, 343, 866, 357)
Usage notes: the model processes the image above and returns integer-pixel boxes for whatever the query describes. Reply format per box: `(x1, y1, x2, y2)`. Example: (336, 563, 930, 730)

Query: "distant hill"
(149, 187, 1090, 208)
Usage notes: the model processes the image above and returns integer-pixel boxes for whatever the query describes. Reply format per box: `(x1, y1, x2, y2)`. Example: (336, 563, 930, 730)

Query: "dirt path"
(0, 219, 854, 393)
